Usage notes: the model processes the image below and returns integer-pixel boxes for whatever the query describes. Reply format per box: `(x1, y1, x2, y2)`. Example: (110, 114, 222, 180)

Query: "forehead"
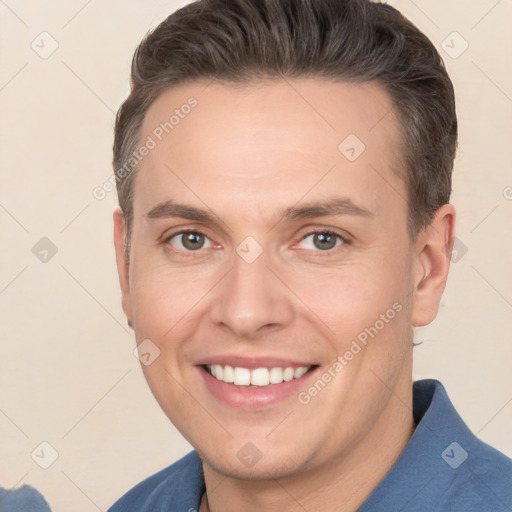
(133, 78, 406, 226)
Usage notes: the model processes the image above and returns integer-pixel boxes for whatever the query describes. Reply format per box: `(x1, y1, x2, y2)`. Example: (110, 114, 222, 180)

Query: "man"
(108, 0, 512, 510)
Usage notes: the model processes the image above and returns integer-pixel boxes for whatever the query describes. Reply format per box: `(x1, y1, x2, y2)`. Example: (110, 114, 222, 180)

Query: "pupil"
(314, 233, 336, 250)
(183, 232, 204, 250)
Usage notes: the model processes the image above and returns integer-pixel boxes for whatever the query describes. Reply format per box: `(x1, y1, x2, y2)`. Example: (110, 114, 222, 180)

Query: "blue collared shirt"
(0, 485, 51, 512)
(108, 379, 512, 511)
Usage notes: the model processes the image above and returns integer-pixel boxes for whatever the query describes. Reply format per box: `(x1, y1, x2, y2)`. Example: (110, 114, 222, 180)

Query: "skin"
(113, 79, 455, 512)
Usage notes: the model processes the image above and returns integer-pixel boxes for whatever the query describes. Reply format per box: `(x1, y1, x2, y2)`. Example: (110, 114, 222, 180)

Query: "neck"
(200, 380, 415, 512)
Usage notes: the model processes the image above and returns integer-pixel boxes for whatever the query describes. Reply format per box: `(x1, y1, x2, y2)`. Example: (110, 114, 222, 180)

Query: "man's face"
(114, 79, 430, 478)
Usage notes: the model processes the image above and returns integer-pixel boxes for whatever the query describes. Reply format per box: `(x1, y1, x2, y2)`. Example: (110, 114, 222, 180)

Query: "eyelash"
(298, 229, 349, 255)
(163, 229, 350, 256)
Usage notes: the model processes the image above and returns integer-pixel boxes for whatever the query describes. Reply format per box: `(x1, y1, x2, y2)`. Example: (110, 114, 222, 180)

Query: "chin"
(200, 445, 311, 481)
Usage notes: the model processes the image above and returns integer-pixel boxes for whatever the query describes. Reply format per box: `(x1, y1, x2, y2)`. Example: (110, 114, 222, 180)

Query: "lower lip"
(197, 366, 318, 410)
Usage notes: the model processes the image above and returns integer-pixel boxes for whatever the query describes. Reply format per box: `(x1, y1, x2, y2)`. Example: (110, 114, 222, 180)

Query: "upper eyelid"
(301, 229, 348, 240)
(296, 229, 351, 248)
(165, 229, 214, 245)
(162, 226, 212, 241)
(295, 230, 348, 251)
(164, 227, 347, 241)
(164, 228, 348, 251)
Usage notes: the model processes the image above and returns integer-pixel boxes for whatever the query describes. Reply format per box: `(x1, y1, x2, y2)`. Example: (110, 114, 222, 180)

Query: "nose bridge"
(209, 249, 294, 337)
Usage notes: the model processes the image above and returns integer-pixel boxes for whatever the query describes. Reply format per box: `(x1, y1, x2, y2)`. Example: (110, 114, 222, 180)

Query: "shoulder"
(438, 434, 512, 510)
(107, 450, 204, 512)
(418, 379, 512, 510)
(0, 485, 51, 512)
(362, 379, 512, 511)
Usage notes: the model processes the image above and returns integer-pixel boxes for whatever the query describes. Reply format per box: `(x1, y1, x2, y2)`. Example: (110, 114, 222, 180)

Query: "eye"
(166, 231, 214, 252)
(298, 230, 346, 252)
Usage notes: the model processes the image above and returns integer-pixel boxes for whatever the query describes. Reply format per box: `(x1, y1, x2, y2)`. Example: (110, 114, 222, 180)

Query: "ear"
(411, 203, 456, 327)
(113, 207, 133, 328)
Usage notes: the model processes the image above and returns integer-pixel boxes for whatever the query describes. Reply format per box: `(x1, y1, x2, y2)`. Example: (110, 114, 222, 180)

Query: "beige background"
(1, 0, 511, 510)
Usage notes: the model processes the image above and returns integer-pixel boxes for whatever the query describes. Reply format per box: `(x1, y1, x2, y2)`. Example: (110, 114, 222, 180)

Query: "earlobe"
(113, 207, 133, 324)
(411, 204, 456, 327)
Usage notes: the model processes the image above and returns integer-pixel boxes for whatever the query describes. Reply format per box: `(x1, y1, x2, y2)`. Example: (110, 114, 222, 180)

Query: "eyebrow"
(146, 197, 374, 225)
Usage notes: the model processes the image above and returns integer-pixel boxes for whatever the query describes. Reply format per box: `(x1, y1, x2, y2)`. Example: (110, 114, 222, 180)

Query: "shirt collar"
(359, 378, 476, 510)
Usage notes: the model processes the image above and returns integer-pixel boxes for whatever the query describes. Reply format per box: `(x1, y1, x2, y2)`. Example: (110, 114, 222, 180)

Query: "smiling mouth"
(203, 364, 318, 387)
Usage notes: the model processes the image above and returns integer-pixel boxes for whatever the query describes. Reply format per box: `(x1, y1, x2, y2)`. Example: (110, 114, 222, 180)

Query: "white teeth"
(294, 366, 308, 379)
(223, 365, 234, 383)
(269, 367, 283, 384)
(212, 364, 223, 379)
(207, 364, 311, 387)
(251, 368, 270, 386)
(233, 367, 251, 386)
(283, 367, 295, 382)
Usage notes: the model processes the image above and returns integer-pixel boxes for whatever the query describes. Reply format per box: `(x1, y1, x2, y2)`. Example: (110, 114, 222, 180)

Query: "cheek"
(129, 263, 203, 411)
(289, 255, 410, 337)
(130, 255, 210, 329)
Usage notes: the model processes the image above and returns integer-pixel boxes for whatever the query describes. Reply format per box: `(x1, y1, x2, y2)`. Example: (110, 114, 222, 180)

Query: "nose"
(209, 250, 295, 339)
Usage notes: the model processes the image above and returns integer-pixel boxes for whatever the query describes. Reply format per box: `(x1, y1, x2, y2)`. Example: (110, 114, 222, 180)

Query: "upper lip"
(196, 355, 316, 369)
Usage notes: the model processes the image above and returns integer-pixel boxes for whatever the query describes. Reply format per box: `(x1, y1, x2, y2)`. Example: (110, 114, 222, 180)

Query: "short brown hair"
(113, 0, 457, 253)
